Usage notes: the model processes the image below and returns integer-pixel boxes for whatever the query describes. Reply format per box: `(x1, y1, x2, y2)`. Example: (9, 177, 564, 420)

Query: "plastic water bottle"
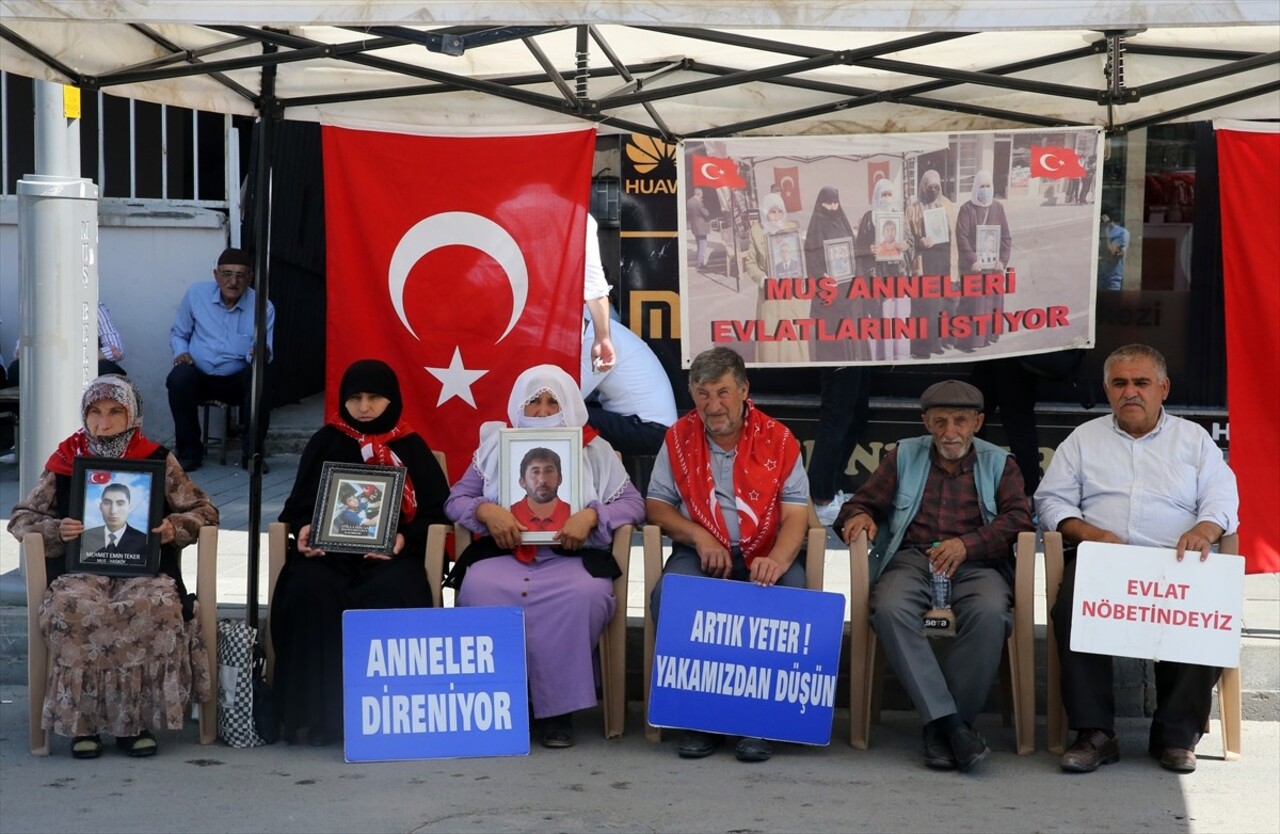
(930, 541, 952, 609)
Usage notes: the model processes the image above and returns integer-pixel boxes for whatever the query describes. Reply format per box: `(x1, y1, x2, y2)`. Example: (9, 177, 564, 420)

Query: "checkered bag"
(216, 618, 276, 747)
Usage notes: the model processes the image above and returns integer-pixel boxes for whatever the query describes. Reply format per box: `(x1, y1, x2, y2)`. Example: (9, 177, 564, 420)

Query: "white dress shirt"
(1035, 410, 1239, 548)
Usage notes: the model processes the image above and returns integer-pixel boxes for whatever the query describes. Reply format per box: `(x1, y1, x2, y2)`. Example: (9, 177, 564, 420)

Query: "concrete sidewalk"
(0, 685, 1277, 834)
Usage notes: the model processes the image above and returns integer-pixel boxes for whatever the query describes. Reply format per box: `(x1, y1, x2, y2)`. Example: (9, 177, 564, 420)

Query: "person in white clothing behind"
(583, 213, 616, 373)
(1035, 343, 1239, 776)
(580, 312, 677, 457)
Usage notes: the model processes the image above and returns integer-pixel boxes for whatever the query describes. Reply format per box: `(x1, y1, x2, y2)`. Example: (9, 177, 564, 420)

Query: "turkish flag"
(866, 161, 890, 203)
(773, 166, 802, 212)
(1218, 123, 1280, 575)
(1031, 146, 1086, 179)
(89, 470, 110, 485)
(323, 125, 594, 483)
(691, 155, 745, 189)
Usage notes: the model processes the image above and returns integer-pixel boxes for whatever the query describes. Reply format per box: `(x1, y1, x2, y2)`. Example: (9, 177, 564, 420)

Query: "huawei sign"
(625, 134, 678, 193)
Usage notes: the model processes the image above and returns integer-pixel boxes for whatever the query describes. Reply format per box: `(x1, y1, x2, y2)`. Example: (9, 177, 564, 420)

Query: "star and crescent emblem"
(387, 211, 530, 408)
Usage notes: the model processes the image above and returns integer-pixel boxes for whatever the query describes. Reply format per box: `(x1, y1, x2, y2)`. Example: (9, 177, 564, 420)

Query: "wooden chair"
(23, 526, 219, 755)
(641, 519, 828, 742)
(265, 450, 449, 685)
(426, 519, 635, 739)
(1043, 531, 1242, 760)
(847, 530, 1036, 754)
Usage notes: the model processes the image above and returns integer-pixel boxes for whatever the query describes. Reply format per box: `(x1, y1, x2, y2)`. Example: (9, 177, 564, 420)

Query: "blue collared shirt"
(170, 281, 275, 376)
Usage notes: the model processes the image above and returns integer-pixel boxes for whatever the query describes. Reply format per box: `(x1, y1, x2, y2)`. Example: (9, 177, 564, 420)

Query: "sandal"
(115, 730, 158, 758)
(71, 734, 103, 759)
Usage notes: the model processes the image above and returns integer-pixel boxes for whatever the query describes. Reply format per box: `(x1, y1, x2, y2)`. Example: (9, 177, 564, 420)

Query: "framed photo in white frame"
(499, 427, 583, 544)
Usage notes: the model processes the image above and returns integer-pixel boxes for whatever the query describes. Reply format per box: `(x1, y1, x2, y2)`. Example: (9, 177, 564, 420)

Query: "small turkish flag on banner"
(323, 125, 594, 483)
(866, 161, 891, 203)
(1031, 146, 1087, 179)
(773, 165, 802, 212)
(691, 155, 745, 189)
(89, 470, 111, 485)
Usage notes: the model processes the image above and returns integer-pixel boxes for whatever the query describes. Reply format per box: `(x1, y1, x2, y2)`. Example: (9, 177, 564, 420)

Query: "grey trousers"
(870, 548, 1012, 724)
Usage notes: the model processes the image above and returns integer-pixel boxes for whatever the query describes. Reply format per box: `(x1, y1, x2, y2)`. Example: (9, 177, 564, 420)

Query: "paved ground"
(0, 689, 1277, 834)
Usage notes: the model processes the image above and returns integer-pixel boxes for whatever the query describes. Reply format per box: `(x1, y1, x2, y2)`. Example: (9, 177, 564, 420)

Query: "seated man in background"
(166, 247, 275, 471)
(580, 313, 677, 457)
(9, 300, 127, 380)
(834, 380, 1032, 772)
(647, 347, 810, 764)
(1036, 343, 1239, 775)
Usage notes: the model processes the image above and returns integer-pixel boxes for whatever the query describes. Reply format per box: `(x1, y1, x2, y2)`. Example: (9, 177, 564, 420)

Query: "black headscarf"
(337, 359, 403, 436)
(804, 186, 857, 276)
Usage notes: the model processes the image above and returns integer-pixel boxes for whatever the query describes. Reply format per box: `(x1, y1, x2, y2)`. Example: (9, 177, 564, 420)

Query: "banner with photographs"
(679, 128, 1102, 366)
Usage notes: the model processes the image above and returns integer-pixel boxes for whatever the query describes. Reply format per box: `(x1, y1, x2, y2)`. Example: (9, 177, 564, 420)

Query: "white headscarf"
(760, 192, 789, 234)
(472, 364, 630, 506)
(872, 177, 898, 212)
(970, 170, 995, 207)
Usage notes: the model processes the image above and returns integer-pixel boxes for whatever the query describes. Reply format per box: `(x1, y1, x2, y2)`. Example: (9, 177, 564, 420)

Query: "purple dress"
(446, 466, 644, 718)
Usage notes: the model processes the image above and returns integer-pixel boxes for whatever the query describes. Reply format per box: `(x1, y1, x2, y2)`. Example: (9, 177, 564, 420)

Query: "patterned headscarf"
(46, 374, 159, 475)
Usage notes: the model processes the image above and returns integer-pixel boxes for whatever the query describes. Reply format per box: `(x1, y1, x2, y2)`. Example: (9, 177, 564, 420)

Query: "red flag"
(1031, 145, 1086, 179)
(773, 165, 802, 212)
(691, 155, 744, 189)
(89, 470, 110, 484)
(323, 126, 594, 483)
(1218, 124, 1280, 575)
(866, 161, 890, 203)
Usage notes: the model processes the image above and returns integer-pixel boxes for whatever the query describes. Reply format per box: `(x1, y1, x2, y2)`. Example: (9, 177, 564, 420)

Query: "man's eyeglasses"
(217, 269, 251, 280)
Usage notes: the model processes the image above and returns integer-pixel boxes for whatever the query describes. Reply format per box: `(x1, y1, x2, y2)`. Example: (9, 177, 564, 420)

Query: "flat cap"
(217, 247, 253, 267)
(920, 379, 983, 411)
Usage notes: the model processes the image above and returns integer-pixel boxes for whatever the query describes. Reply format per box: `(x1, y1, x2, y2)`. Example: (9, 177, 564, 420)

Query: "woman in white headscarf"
(854, 177, 914, 360)
(741, 192, 811, 363)
(954, 170, 1012, 351)
(445, 365, 644, 749)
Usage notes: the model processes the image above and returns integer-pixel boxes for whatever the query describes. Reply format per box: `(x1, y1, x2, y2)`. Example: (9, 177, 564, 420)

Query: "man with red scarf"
(647, 347, 810, 764)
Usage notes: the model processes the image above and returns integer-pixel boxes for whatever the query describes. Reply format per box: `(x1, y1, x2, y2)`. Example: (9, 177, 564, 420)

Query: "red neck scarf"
(666, 399, 800, 567)
(328, 415, 419, 523)
(46, 429, 161, 477)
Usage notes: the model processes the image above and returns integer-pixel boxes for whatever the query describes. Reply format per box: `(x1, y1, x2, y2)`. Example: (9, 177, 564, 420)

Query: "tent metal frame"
(3, 23, 1277, 135)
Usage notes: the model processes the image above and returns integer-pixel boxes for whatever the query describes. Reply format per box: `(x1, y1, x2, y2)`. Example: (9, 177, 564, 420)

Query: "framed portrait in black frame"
(66, 456, 165, 577)
(310, 462, 407, 555)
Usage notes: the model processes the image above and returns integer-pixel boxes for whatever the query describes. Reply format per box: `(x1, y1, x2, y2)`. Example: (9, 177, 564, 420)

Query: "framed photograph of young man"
(767, 230, 803, 279)
(66, 456, 165, 577)
(499, 427, 582, 544)
(872, 211, 905, 261)
(310, 462, 407, 555)
(823, 236, 854, 279)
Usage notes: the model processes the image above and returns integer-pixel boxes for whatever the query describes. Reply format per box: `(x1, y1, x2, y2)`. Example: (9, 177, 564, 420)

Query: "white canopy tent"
(2, 2, 1277, 136)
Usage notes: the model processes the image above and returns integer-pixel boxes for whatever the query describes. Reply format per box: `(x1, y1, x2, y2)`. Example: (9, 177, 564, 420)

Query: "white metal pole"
(17, 80, 97, 515)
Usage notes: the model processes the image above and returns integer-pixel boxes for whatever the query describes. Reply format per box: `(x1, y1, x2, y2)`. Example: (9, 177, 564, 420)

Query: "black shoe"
(115, 729, 157, 758)
(948, 723, 989, 772)
(734, 737, 772, 763)
(71, 734, 103, 759)
(540, 714, 575, 749)
(923, 725, 957, 770)
(307, 728, 335, 747)
(677, 731, 719, 759)
(177, 456, 202, 472)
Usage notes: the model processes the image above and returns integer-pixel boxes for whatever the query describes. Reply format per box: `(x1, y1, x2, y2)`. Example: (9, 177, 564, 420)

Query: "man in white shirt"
(1035, 343, 1239, 775)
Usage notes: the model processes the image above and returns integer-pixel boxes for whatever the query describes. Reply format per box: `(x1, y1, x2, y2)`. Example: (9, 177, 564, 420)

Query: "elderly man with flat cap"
(832, 379, 1033, 771)
(167, 247, 275, 471)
